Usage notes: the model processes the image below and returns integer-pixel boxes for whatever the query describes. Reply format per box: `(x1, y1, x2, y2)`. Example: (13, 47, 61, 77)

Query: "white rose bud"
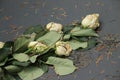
(33, 42, 48, 53)
(81, 13, 100, 29)
(55, 41, 72, 56)
(28, 41, 48, 53)
(0, 42, 4, 48)
(28, 41, 38, 48)
(46, 22, 63, 32)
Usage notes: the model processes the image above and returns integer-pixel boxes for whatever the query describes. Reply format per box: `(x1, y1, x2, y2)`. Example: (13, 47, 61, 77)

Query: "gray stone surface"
(0, 0, 120, 80)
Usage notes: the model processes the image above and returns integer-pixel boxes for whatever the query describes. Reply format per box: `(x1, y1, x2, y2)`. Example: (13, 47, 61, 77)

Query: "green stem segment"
(24, 49, 32, 54)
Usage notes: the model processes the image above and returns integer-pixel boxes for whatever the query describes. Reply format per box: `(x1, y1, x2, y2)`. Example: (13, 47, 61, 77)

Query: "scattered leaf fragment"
(96, 44, 105, 51)
(107, 51, 112, 60)
(96, 54, 104, 65)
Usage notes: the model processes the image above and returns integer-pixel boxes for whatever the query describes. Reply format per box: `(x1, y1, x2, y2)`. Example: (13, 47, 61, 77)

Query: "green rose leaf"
(30, 55, 38, 63)
(5, 65, 22, 73)
(63, 34, 71, 40)
(71, 29, 99, 37)
(46, 57, 76, 75)
(63, 25, 75, 34)
(0, 58, 8, 66)
(23, 25, 47, 40)
(23, 25, 45, 35)
(0, 67, 4, 78)
(68, 40, 88, 50)
(87, 38, 97, 49)
(14, 36, 32, 52)
(0, 48, 11, 62)
(3, 41, 14, 48)
(18, 65, 48, 80)
(13, 53, 29, 62)
(70, 26, 81, 33)
(12, 61, 30, 67)
(29, 33, 37, 41)
(0, 67, 3, 72)
(37, 31, 62, 46)
(3, 73, 16, 80)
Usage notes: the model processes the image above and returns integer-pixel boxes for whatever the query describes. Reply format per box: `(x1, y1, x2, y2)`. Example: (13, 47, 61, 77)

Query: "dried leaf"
(96, 44, 105, 51)
(107, 51, 112, 60)
(96, 54, 104, 65)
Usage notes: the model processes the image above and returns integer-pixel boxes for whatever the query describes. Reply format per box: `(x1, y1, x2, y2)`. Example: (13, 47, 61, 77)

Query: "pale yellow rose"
(28, 41, 48, 53)
(81, 13, 100, 29)
(46, 22, 63, 32)
(0, 42, 4, 48)
(55, 41, 72, 56)
(28, 41, 38, 48)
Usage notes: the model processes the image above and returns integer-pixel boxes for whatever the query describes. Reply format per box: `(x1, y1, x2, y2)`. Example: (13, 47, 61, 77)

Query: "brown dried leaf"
(96, 54, 104, 65)
(107, 51, 112, 60)
(96, 44, 105, 51)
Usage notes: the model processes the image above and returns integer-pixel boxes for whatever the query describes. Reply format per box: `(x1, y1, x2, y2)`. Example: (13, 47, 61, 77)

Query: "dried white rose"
(46, 22, 63, 32)
(55, 41, 72, 56)
(81, 13, 100, 29)
(0, 42, 4, 48)
(28, 41, 48, 53)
